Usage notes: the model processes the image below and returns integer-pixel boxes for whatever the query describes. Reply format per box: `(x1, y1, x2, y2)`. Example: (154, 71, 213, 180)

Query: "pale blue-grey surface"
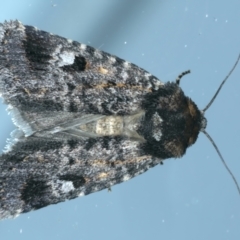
(0, 1, 239, 240)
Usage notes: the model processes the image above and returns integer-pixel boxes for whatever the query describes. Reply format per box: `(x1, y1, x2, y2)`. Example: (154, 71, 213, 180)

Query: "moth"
(0, 20, 239, 220)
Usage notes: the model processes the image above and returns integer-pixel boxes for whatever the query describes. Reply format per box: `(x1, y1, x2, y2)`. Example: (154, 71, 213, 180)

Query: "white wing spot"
(109, 56, 116, 63)
(123, 174, 131, 181)
(123, 61, 130, 69)
(61, 181, 75, 193)
(79, 192, 85, 197)
(17, 22, 25, 31)
(58, 51, 75, 66)
(144, 73, 152, 80)
(13, 209, 22, 219)
(79, 44, 87, 50)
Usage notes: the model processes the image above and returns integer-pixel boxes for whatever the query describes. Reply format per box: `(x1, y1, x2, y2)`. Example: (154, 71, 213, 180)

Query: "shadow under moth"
(0, 20, 239, 220)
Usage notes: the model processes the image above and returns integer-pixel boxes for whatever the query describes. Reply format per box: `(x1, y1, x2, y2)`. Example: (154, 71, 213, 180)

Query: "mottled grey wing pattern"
(0, 20, 202, 219)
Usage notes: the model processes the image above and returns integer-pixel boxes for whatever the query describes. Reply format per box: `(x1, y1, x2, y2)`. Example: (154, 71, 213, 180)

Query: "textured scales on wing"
(0, 20, 203, 219)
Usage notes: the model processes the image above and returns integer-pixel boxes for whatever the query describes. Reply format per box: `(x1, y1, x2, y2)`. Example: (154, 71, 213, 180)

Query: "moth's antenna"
(202, 130, 240, 195)
(201, 54, 240, 196)
(203, 53, 240, 113)
(176, 70, 191, 85)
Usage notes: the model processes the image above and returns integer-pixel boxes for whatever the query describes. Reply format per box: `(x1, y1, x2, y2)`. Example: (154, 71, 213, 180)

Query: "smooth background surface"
(0, 1, 239, 240)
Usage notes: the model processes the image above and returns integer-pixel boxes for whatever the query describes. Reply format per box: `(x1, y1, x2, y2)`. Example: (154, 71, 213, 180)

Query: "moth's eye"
(188, 136, 195, 146)
(185, 98, 202, 147)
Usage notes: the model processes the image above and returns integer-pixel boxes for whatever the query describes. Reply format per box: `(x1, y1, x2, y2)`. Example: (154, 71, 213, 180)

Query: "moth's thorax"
(139, 82, 203, 158)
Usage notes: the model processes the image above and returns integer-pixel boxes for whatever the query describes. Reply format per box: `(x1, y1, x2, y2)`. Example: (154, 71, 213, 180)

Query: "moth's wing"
(0, 135, 160, 219)
(0, 20, 163, 138)
(0, 21, 165, 219)
(6, 107, 104, 137)
(4, 112, 107, 152)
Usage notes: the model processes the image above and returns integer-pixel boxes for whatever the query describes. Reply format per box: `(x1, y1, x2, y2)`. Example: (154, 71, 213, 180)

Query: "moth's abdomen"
(84, 111, 145, 141)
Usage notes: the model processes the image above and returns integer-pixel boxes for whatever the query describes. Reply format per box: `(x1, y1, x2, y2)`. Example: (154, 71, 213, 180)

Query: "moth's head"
(183, 97, 207, 146)
(141, 60, 240, 196)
